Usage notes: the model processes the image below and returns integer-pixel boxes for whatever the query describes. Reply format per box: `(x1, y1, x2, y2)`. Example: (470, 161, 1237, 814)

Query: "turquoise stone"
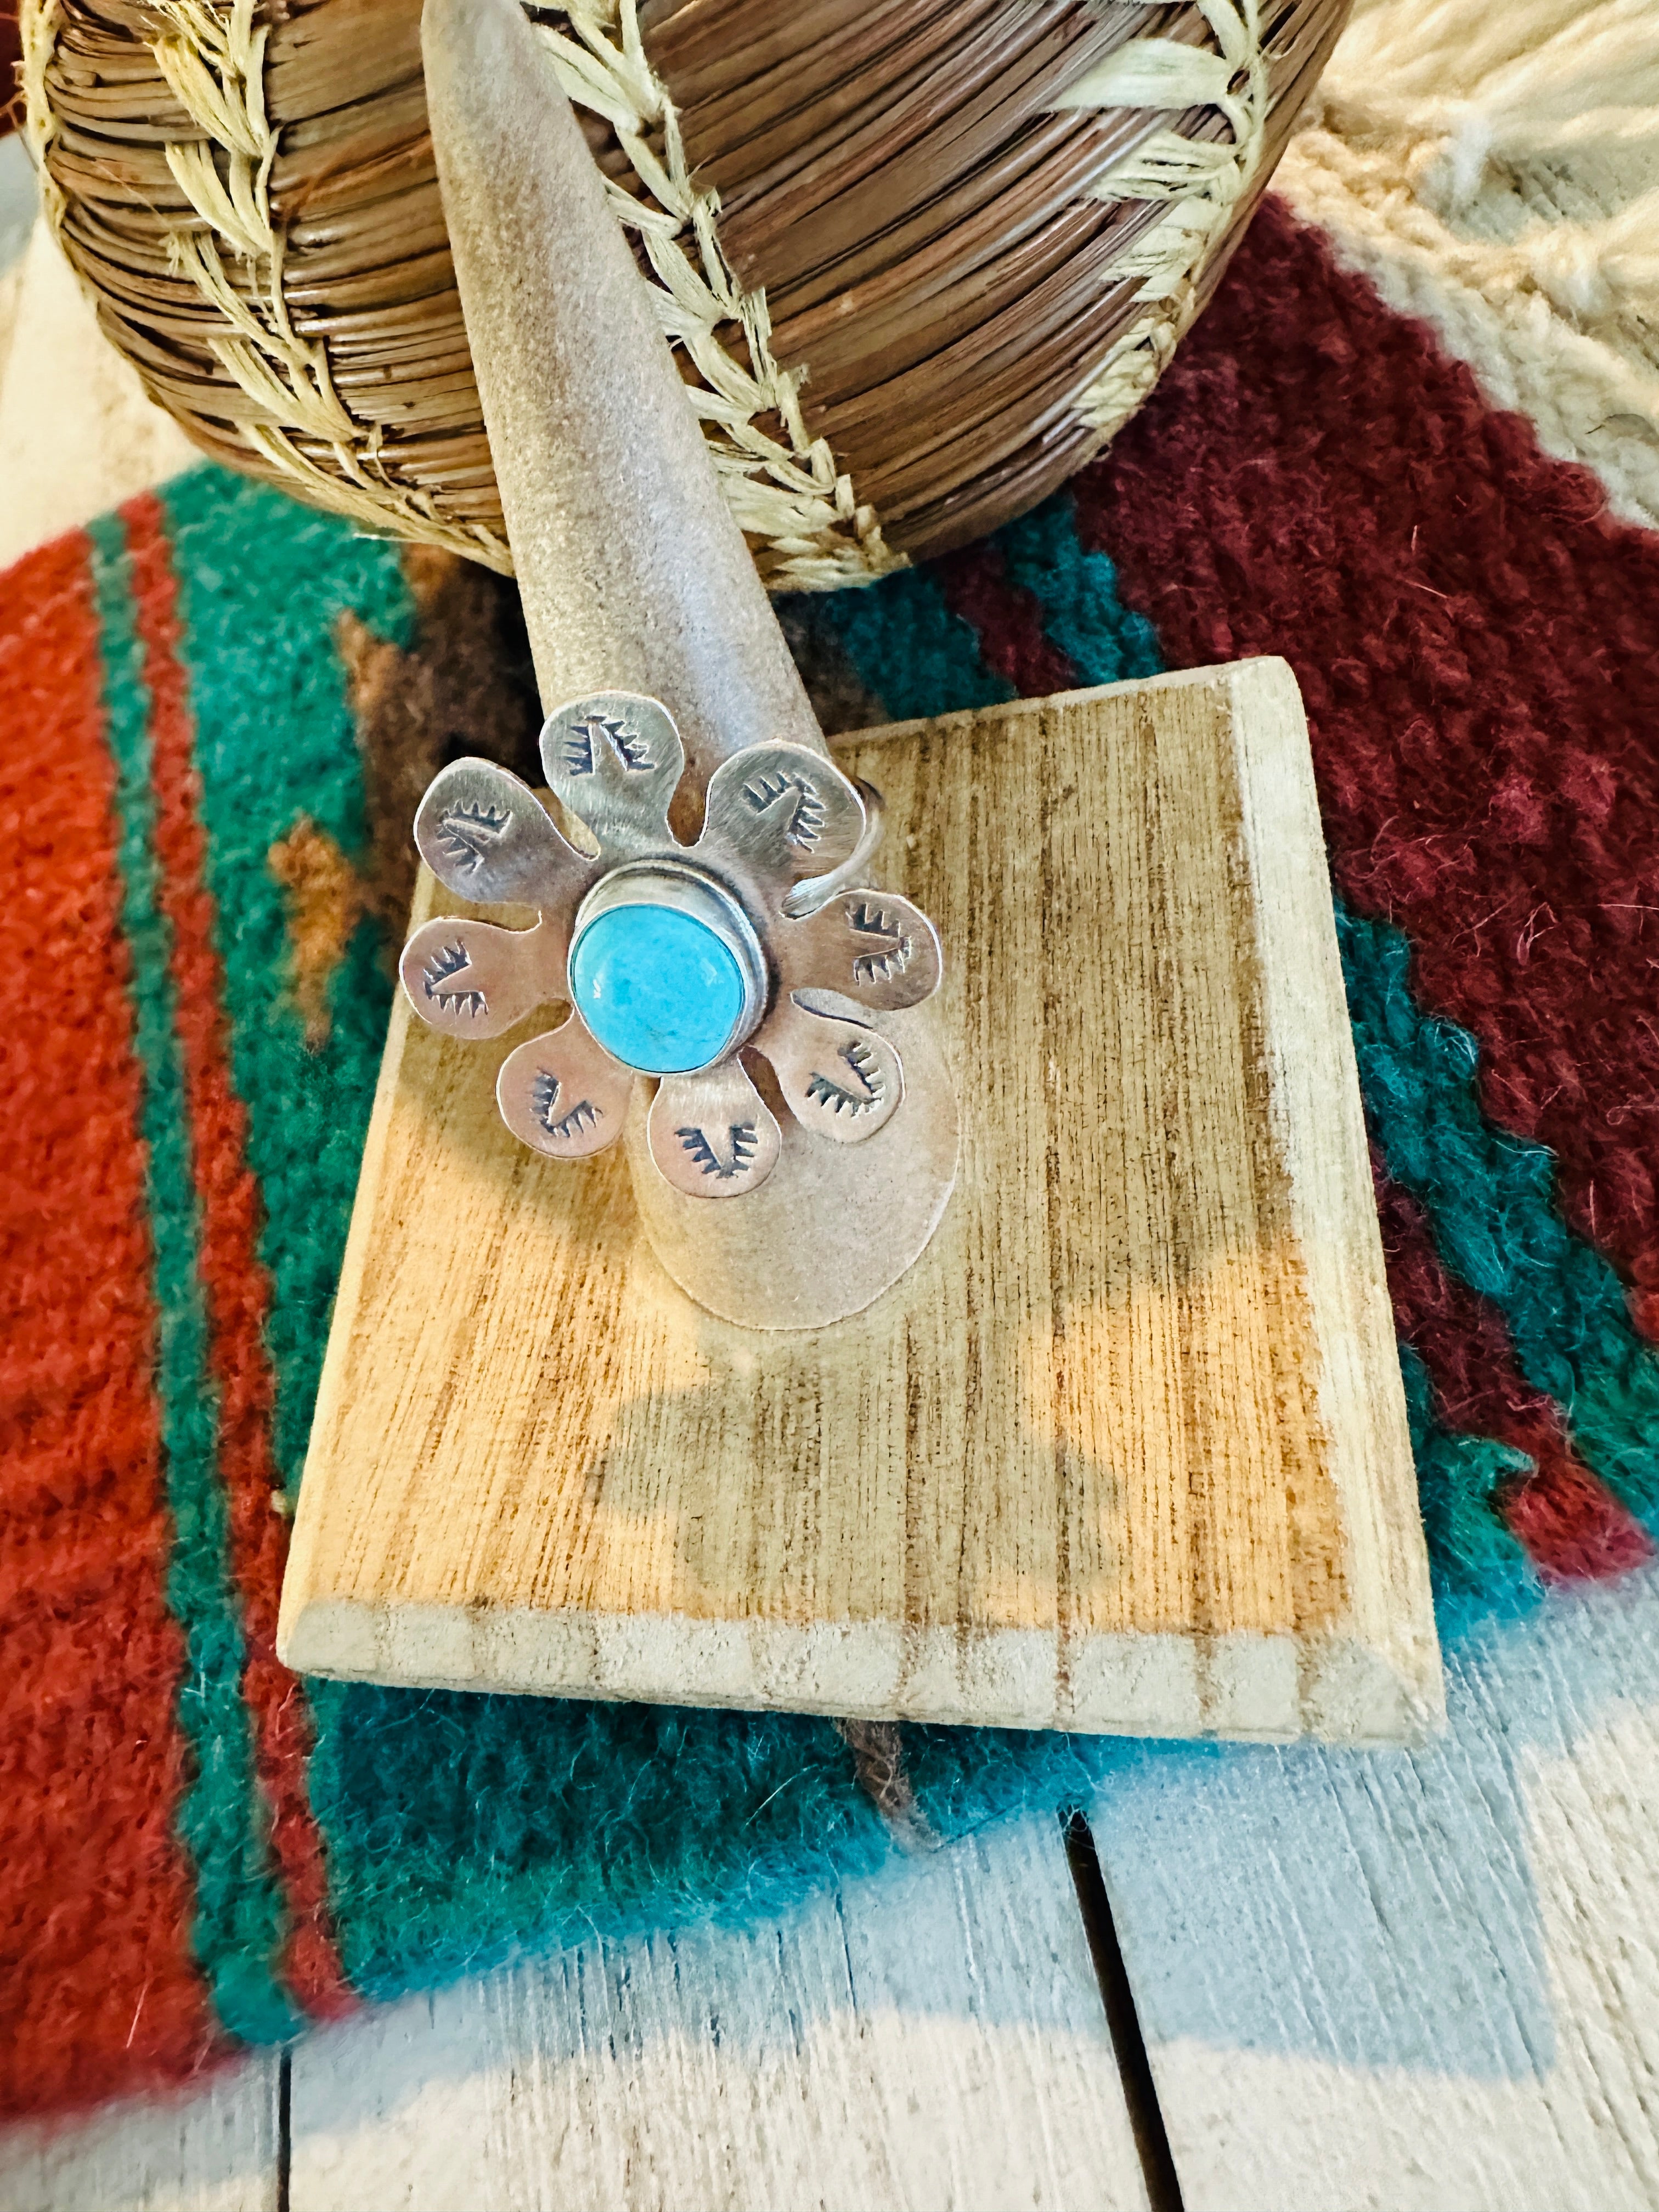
(568, 900, 747, 1074)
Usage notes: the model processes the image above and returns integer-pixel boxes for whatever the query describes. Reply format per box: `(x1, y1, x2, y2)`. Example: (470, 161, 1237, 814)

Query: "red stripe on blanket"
(0, 532, 219, 2111)
(1372, 1163, 1650, 1583)
(1074, 197, 1659, 1336)
(122, 495, 354, 2021)
(933, 546, 1075, 697)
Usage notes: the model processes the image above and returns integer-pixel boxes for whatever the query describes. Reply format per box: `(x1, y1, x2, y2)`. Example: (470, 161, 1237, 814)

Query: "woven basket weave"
(22, 0, 1347, 589)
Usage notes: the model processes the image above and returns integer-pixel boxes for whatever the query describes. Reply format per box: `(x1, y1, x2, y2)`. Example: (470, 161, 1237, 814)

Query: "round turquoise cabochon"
(568, 901, 748, 1075)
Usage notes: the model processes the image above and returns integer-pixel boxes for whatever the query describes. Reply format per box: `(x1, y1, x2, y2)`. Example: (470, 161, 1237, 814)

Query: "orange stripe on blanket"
(0, 529, 221, 2113)
(122, 494, 354, 2022)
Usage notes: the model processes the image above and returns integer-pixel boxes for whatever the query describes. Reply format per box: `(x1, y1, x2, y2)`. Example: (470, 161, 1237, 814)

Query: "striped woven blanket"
(8, 111, 1659, 2113)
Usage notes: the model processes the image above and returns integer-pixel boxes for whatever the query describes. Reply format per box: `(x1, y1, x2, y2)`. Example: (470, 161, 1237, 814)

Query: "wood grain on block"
(278, 659, 1441, 1742)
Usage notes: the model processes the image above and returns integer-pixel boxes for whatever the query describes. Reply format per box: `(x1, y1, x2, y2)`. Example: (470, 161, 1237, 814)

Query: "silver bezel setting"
(567, 857, 769, 1075)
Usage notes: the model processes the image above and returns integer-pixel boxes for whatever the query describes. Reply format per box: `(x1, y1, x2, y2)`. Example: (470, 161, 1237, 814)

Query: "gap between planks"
(283, 1810, 1154, 2212)
(1089, 1564, 1659, 2212)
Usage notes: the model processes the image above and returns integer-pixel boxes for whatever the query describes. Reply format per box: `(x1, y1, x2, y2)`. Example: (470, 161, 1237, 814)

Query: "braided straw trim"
(22, 0, 514, 573)
(18, 0, 67, 234)
(530, 0, 907, 593)
(1059, 0, 1269, 439)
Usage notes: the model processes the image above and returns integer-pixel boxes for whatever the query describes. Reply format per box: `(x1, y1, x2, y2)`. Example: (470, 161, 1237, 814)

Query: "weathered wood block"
(278, 660, 1443, 1742)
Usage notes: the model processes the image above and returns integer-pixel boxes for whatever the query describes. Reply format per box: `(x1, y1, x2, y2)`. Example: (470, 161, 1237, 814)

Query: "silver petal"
(696, 743, 866, 907)
(415, 758, 591, 910)
(647, 1058, 782, 1199)
(756, 996, 904, 1145)
(783, 778, 887, 917)
(400, 915, 567, 1041)
(540, 691, 686, 862)
(775, 887, 943, 1012)
(496, 1015, 631, 1160)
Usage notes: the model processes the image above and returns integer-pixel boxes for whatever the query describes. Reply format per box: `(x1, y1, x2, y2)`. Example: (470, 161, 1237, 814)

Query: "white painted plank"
(0, 259, 22, 401)
(0, 136, 37, 396)
(1088, 1566, 1659, 2211)
(289, 1810, 1152, 2212)
(0, 133, 37, 285)
(0, 2057, 280, 2212)
(0, 214, 198, 570)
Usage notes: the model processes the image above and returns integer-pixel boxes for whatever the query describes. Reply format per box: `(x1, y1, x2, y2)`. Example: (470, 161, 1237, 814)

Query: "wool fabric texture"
(1274, 0, 1659, 534)
(7, 180, 1659, 2114)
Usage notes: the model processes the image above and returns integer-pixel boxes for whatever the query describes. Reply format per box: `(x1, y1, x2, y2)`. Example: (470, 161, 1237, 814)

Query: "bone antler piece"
(419, 0, 956, 1327)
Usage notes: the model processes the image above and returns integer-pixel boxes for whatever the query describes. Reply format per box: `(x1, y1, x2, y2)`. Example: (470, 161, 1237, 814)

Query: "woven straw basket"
(22, 0, 1347, 589)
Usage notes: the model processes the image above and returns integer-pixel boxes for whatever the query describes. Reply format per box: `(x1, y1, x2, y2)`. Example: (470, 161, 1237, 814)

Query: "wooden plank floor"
(1, 2064, 280, 2212)
(1088, 1565, 1659, 2211)
(14, 1571, 1659, 2210)
(286, 1815, 1150, 2212)
(10, 1817, 1150, 2212)
(5, 212, 1659, 2212)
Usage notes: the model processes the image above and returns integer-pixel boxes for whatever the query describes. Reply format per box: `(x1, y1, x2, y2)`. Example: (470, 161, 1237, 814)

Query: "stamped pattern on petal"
(758, 997, 904, 1145)
(400, 915, 569, 1041)
(496, 1016, 633, 1160)
(540, 691, 686, 862)
(415, 758, 592, 912)
(648, 1059, 782, 1198)
(776, 889, 943, 1012)
(697, 742, 866, 901)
